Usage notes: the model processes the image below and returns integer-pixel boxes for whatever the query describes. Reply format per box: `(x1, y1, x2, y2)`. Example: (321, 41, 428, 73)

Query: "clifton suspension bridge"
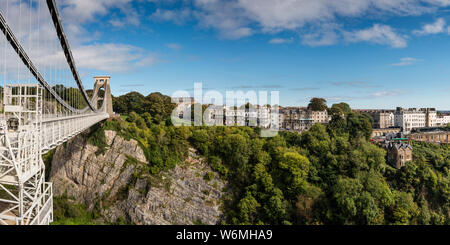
(0, 0, 114, 225)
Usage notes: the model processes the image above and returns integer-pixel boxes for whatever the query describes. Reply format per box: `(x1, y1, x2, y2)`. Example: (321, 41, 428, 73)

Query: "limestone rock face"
(49, 129, 226, 225)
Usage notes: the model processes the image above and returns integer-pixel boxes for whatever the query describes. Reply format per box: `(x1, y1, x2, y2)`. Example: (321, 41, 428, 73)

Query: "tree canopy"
(308, 98, 328, 111)
(113, 92, 176, 124)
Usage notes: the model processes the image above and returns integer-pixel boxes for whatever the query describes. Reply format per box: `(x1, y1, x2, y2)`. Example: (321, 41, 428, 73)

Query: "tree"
(358, 171, 394, 208)
(308, 98, 327, 111)
(190, 129, 210, 155)
(357, 191, 380, 225)
(278, 151, 310, 197)
(113, 92, 146, 114)
(327, 115, 347, 136)
(218, 134, 251, 185)
(145, 92, 176, 124)
(296, 184, 324, 224)
(126, 111, 139, 123)
(252, 163, 275, 192)
(264, 188, 288, 224)
(389, 191, 419, 224)
(141, 112, 153, 128)
(332, 177, 363, 223)
(237, 192, 261, 224)
(346, 112, 373, 140)
(330, 103, 352, 116)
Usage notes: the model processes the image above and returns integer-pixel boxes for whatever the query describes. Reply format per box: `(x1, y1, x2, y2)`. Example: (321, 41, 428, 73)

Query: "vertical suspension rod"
(45, 0, 95, 111)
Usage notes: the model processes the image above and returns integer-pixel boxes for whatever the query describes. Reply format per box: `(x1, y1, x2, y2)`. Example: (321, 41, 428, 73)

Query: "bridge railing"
(41, 113, 109, 154)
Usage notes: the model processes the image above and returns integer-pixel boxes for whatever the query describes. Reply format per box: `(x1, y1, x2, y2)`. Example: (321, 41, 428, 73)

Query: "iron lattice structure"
(0, 84, 52, 225)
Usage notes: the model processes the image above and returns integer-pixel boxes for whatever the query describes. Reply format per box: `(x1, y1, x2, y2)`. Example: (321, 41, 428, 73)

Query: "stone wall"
(409, 132, 450, 144)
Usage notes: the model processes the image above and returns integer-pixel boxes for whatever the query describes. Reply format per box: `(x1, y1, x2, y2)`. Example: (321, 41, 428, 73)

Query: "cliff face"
(49, 129, 226, 225)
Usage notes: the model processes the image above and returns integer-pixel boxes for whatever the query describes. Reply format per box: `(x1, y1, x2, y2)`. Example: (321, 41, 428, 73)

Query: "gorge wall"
(49, 129, 227, 225)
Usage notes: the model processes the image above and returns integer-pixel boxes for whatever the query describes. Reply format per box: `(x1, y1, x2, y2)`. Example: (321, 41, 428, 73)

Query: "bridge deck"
(41, 113, 109, 153)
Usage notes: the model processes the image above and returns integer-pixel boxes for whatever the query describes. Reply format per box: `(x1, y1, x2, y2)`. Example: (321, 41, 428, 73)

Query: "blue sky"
(55, 0, 450, 110)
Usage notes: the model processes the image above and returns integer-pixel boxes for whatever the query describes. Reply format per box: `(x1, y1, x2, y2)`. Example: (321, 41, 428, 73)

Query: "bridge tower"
(0, 84, 53, 225)
(93, 76, 114, 117)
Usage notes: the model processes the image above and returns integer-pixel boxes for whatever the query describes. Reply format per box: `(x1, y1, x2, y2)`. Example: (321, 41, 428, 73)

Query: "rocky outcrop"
(49, 129, 226, 225)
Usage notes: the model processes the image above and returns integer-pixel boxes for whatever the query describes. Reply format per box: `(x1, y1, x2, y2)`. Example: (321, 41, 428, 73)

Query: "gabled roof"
(386, 141, 413, 150)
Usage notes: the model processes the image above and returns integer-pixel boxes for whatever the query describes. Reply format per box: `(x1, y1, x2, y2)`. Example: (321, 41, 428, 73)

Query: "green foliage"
(307, 97, 328, 111)
(185, 105, 448, 225)
(52, 194, 100, 225)
(346, 112, 373, 140)
(86, 124, 108, 155)
(296, 184, 324, 224)
(54, 85, 88, 109)
(102, 116, 190, 175)
(329, 102, 352, 117)
(384, 142, 449, 224)
(113, 92, 176, 125)
(204, 172, 215, 182)
(146, 92, 177, 124)
(113, 92, 146, 115)
(386, 191, 419, 225)
(43, 150, 54, 181)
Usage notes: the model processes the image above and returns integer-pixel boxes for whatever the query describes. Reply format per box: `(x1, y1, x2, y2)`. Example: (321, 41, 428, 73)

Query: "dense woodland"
(53, 92, 449, 225)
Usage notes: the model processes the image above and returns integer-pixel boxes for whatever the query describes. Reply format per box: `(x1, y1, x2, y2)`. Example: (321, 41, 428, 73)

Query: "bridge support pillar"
(93, 76, 114, 117)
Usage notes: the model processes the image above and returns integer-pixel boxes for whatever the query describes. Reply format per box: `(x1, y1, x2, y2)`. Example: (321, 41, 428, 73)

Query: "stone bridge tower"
(93, 76, 114, 117)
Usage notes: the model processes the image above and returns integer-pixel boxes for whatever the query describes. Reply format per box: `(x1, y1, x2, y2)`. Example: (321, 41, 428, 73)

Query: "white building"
(433, 114, 450, 127)
(394, 107, 427, 132)
(394, 107, 449, 132)
(257, 106, 272, 128)
(311, 110, 331, 124)
(172, 97, 194, 120)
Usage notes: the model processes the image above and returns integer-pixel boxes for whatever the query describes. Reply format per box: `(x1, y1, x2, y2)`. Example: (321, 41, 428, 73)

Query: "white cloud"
(166, 43, 182, 50)
(372, 90, 403, 98)
(391, 57, 421, 66)
(413, 18, 446, 35)
(193, 0, 252, 39)
(72, 44, 160, 73)
(110, 8, 141, 28)
(324, 96, 356, 102)
(323, 88, 404, 102)
(332, 81, 377, 88)
(345, 24, 408, 48)
(144, 0, 450, 45)
(269, 37, 294, 44)
(150, 8, 192, 25)
(301, 28, 339, 47)
(236, 0, 437, 32)
(424, 0, 450, 6)
(58, 0, 134, 24)
(141, 0, 450, 48)
(135, 53, 161, 67)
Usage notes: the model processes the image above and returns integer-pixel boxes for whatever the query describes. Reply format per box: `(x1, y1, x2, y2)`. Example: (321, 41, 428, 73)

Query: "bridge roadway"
(40, 113, 109, 154)
(1, 112, 109, 154)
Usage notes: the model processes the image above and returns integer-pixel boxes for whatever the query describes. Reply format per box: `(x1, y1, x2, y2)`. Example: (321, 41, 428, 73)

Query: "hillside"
(46, 92, 449, 225)
(48, 128, 226, 225)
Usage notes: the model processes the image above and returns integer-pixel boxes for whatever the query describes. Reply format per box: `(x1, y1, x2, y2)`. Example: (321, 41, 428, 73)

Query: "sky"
(2, 0, 450, 110)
